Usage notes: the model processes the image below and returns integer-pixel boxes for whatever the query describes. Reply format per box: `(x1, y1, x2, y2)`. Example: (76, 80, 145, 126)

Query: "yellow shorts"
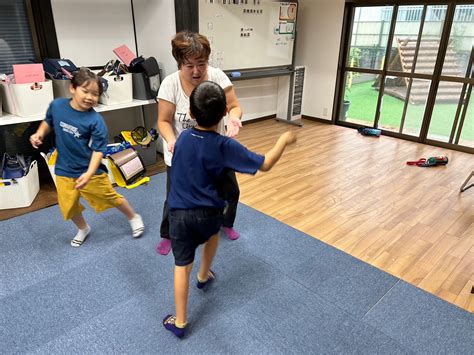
(56, 173, 124, 220)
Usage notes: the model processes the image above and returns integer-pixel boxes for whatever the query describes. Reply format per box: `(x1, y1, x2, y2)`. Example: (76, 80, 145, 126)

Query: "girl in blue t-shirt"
(163, 81, 297, 338)
(30, 68, 145, 247)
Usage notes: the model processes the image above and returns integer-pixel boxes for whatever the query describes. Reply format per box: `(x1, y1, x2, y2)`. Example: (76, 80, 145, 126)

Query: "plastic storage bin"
(99, 73, 133, 105)
(102, 158, 116, 184)
(0, 80, 53, 117)
(0, 160, 40, 209)
(134, 140, 157, 166)
(132, 72, 159, 100)
(52, 79, 72, 99)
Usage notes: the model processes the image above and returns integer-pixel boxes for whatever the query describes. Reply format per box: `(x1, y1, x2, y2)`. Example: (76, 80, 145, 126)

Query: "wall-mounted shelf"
(0, 99, 156, 126)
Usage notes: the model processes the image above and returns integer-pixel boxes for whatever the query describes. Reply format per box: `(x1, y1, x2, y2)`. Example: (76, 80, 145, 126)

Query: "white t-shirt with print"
(157, 66, 232, 166)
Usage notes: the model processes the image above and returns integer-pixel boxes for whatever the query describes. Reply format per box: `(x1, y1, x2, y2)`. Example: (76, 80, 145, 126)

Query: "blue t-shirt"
(168, 128, 265, 210)
(44, 98, 108, 178)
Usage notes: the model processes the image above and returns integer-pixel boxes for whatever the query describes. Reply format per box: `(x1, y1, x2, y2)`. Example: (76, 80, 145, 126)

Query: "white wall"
(234, 78, 279, 121)
(295, 0, 345, 119)
(51, 0, 136, 67)
(51, 1, 345, 124)
(132, 0, 280, 123)
(132, 0, 177, 78)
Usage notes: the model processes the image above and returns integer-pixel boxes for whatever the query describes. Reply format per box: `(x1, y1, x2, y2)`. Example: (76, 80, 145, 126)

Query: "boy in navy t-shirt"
(163, 81, 297, 338)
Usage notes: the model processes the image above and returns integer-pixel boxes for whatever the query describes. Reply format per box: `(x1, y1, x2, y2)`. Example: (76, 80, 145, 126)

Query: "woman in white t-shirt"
(156, 31, 243, 255)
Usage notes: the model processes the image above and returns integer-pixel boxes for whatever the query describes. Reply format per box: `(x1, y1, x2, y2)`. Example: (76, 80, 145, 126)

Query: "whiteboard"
(199, 0, 298, 71)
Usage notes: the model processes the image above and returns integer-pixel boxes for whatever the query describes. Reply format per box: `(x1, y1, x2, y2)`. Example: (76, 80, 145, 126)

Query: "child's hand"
(29, 133, 44, 149)
(226, 117, 242, 137)
(282, 131, 297, 145)
(75, 173, 92, 189)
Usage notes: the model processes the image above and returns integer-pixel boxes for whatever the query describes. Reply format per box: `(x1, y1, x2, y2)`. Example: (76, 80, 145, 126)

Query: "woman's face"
(180, 57, 208, 87)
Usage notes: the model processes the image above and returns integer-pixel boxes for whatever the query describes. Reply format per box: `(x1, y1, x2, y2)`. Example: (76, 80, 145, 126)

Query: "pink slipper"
(156, 238, 171, 255)
(222, 227, 240, 241)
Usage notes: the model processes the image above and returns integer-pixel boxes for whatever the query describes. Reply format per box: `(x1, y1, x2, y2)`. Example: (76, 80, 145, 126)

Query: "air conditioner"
(277, 66, 305, 125)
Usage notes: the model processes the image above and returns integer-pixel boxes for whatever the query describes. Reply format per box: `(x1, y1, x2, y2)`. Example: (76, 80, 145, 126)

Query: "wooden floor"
(235, 119, 473, 312)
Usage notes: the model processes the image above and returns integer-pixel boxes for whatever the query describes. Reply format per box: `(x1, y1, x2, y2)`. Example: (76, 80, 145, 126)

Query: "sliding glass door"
(338, 2, 473, 152)
(426, 5, 473, 148)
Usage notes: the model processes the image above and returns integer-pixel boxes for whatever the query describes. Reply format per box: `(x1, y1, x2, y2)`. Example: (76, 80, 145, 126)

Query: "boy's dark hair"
(172, 31, 211, 68)
(71, 67, 103, 95)
(190, 81, 226, 128)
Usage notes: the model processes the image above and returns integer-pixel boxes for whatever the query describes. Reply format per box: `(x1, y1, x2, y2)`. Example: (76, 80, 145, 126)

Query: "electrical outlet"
(323, 107, 328, 117)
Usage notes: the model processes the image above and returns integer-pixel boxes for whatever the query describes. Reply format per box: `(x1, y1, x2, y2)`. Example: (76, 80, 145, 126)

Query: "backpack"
(43, 59, 78, 80)
(1, 153, 31, 179)
(358, 127, 381, 137)
(131, 57, 161, 100)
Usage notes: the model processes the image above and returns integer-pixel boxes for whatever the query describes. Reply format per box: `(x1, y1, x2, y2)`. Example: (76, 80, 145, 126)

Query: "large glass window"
(348, 6, 393, 71)
(442, 5, 473, 77)
(379, 77, 430, 137)
(339, 2, 474, 152)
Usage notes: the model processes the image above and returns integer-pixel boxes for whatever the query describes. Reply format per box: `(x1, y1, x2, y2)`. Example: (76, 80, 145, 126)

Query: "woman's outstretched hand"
(226, 117, 242, 137)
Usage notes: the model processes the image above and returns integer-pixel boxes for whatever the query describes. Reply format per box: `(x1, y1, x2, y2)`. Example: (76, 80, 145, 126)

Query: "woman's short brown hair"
(171, 31, 211, 68)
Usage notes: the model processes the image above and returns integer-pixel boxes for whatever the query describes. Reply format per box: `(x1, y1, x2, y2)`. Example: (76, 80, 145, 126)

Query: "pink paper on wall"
(13, 64, 45, 84)
(113, 45, 136, 66)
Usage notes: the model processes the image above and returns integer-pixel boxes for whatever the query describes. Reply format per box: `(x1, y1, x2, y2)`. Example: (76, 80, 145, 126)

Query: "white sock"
(73, 225, 91, 243)
(129, 214, 144, 238)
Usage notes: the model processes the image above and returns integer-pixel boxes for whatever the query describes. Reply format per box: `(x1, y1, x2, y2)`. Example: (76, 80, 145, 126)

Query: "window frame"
(334, 0, 474, 153)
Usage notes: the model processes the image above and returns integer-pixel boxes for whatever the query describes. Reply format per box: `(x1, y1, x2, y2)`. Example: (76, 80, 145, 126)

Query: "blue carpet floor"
(1, 173, 472, 353)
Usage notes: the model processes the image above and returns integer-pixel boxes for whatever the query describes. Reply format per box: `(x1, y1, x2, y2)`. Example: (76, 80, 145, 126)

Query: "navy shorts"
(169, 208, 223, 266)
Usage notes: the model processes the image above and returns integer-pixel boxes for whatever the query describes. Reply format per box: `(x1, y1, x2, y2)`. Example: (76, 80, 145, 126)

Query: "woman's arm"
(157, 99, 177, 153)
(224, 86, 242, 138)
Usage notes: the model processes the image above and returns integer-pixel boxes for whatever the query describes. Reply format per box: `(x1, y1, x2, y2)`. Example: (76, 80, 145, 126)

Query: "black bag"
(131, 57, 161, 100)
(43, 59, 78, 79)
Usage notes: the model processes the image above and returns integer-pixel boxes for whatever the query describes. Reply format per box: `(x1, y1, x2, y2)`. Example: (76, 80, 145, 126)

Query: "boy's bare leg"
(71, 212, 88, 230)
(70, 212, 91, 247)
(116, 198, 144, 237)
(197, 233, 219, 281)
(116, 198, 136, 219)
(175, 263, 193, 326)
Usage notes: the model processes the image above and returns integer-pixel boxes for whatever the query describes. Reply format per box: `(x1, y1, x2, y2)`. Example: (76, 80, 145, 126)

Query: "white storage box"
(0, 160, 40, 209)
(99, 73, 133, 105)
(0, 80, 53, 117)
(102, 157, 116, 184)
(40, 151, 57, 185)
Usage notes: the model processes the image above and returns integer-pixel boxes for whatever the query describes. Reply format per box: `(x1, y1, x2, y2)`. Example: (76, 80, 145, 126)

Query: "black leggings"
(160, 167, 240, 239)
